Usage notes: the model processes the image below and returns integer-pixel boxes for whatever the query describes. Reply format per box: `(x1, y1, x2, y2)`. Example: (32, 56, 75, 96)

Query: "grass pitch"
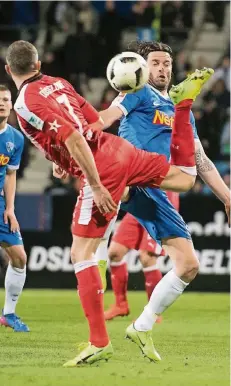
(0, 290, 229, 386)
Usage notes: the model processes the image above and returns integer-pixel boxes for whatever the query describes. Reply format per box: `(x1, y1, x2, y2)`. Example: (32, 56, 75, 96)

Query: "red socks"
(76, 266, 109, 347)
(110, 262, 163, 302)
(170, 99, 196, 172)
(143, 269, 163, 300)
(110, 262, 128, 305)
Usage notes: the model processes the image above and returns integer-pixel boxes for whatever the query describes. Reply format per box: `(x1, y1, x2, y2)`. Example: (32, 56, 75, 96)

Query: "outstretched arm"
(99, 106, 123, 129)
(195, 139, 230, 224)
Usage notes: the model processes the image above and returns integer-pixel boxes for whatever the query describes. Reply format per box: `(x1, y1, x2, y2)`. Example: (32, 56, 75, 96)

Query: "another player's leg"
(130, 237, 198, 332)
(0, 243, 29, 332)
(104, 213, 142, 320)
(139, 233, 163, 301)
(139, 249, 163, 324)
(125, 70, 213, 360)
(141, 254, 163, 301)
(126, 238, 198, 362)
(95, 215, 118, 291)
(63, 235, 113, 367)
(160, 68, 214, 192)
(170, 68, 214, 105)
(104, 241, 130, 320)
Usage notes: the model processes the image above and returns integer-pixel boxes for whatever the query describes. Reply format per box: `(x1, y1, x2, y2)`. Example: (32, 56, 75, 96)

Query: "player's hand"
(4, 209, 20, 233)
(225, 200, 230, 227)
(91, 184, 117, 214)
(53, 163, 68, 179)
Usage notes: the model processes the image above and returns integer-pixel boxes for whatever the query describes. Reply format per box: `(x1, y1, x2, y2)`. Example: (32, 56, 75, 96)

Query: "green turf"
(0, 290, 229, 386)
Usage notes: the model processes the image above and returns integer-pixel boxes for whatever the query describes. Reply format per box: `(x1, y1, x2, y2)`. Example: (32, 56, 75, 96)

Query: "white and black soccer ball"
(106, 51, 149, 93)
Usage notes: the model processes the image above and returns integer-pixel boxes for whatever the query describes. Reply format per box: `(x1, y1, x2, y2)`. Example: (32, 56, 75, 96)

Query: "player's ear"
(5, 65, 11, 76)
(37, 61, 41, 71)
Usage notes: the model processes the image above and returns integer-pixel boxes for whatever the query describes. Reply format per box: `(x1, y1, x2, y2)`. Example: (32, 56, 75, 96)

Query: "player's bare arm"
(195, 139, 230, 225)
(99, 106, 123, 129)
(3, 169, 20, 232)
(65, 131, 117, 214)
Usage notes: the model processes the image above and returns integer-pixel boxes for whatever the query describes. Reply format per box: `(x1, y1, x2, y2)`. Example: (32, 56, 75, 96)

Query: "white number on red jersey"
(56, 93, 83, 134)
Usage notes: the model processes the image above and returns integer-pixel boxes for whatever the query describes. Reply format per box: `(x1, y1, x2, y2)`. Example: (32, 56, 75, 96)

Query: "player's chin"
(0, 112, 8, 119)
(154, 80, 168, 91)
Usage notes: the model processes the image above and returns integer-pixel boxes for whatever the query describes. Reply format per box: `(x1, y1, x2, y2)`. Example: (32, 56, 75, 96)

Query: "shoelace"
(13, 315, 27, 328)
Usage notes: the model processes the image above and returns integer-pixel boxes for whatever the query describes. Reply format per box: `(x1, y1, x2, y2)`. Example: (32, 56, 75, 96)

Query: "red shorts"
(72, 133, 170, 238)
(112, 213, 163, 254)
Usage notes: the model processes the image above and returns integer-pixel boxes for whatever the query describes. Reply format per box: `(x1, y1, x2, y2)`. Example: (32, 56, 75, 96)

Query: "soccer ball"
(106, 51, 149, 93)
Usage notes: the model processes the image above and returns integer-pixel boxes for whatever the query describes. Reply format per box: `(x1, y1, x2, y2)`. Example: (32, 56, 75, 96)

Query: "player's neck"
(148, 82, 169, 97)
(12, 71, 40, 90)
(160, 90, 169, 97)
(0, 118, 7, 130)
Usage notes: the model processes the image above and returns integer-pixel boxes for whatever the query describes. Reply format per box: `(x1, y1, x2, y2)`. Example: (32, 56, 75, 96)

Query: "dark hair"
(6, 40, 38, 75)
(0, 85, 11, 93)
(128, 41, 173, 60)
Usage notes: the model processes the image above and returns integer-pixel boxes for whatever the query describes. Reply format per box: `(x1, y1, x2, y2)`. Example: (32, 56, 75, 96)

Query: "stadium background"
(0, 0, 229, 292)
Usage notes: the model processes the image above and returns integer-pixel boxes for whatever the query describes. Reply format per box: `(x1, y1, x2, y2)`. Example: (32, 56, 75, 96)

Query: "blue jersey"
(0, 124, 24, 246)
(0, 124, 24, 196)
(112, 84, 198, 159)
(112, 84, 195, 243)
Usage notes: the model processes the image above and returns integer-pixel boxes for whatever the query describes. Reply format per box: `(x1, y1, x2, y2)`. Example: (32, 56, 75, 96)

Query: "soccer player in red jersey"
(6, 40, 212, 366)
(104, 191, 179, 321)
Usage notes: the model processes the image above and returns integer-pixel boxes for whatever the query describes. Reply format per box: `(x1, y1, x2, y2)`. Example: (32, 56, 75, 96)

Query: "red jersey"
(14, 73, 101, 177)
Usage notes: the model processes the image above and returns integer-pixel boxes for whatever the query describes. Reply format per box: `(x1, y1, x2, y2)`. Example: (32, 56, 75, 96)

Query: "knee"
(109, 250, 124, 263)
(140, 251, 157, 268)
(181, 259, 199, 281)
(10, 251, 27, 269)
(70, 248, 81, 264)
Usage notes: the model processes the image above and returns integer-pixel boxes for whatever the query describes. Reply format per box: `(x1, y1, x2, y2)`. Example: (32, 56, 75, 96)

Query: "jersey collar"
(0, 125, 8, 135)
(18, 72, 43, 93)
(149, 85, 170, 101)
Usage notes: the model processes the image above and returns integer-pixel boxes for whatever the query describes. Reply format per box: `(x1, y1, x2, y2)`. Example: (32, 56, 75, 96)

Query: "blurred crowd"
(0, 0, 229, 197)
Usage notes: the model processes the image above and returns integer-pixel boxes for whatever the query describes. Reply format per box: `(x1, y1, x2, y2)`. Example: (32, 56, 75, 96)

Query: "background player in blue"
(100, 42, 230, 360)
(0, 85, 29, 332)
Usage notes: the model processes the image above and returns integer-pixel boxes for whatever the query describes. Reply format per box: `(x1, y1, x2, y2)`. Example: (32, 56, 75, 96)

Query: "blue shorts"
(0, 201, 23, 246)
(121, 187, 191, 245)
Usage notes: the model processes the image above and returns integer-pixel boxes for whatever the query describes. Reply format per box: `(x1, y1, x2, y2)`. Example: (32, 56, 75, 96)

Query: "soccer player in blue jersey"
(99, 42, 230, 361)
(0, 85, 29, 332)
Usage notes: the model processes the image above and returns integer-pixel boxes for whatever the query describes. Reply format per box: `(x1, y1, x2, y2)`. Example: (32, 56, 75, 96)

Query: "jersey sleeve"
(190, 110, 199, 140)
(76, 93, 100, 124)
(15, 91, 77, 143)
(111, 86, 147, 116)
(7, 133, 24, 170)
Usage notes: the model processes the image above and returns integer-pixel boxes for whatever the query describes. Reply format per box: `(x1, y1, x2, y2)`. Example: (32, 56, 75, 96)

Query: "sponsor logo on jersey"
(0, 154, 9, 165)
(39, 80, 65, 98)
(153, 109, 174, 128)
(28, 113, 44, 130)
(6, 142, 14, 153)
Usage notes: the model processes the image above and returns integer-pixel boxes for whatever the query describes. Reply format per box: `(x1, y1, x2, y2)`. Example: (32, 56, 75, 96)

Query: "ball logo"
(0, 154, 9, 165)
